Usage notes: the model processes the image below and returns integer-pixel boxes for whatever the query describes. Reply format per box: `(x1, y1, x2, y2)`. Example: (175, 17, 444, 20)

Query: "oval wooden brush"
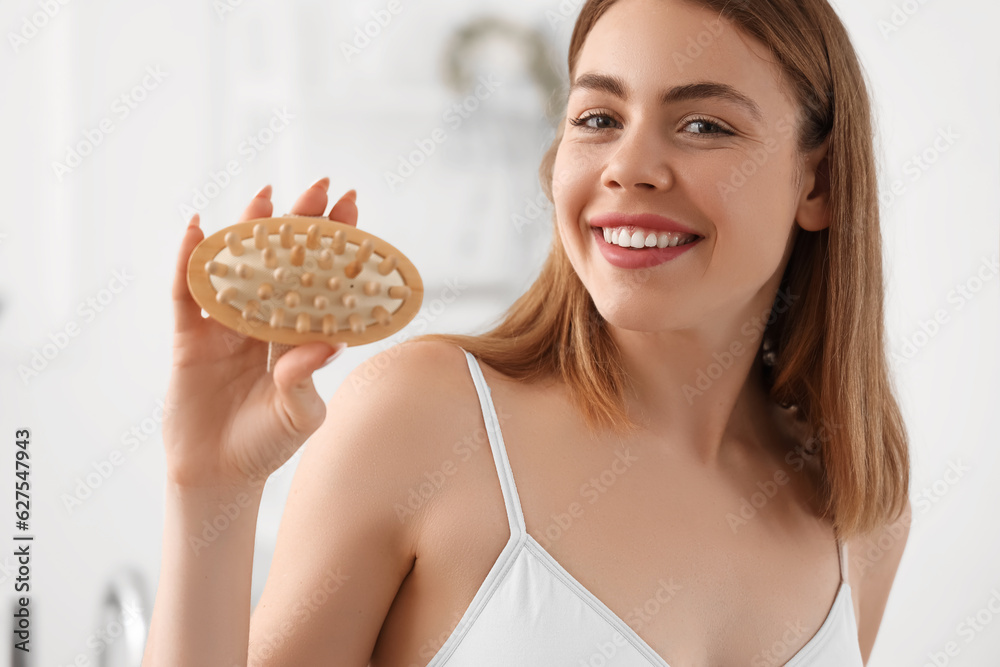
(187, 215, 423, 367)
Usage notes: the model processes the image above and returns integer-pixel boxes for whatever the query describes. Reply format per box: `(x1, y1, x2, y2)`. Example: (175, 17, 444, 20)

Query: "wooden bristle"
(355, 239, 374, 264)
(216, 286, 237, 304)
(279, 223, 294, 249)
(242, 300, 260, 320)
(290, 244, 306, 267)
(205, 261, 228, 277)
(332, 230, 346, 254)
(377, 255, 397, 275)
(253, 224, 268, 250)
(372, 305, 391, 326)
(225, 232, 244, 256)
(306, 224, 321, 249)
(318, 249, 334, 270)
(388, 285, 410, 299)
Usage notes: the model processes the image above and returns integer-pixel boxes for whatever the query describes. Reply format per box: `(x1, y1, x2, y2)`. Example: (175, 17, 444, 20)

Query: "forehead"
(573, 0, 796, 118)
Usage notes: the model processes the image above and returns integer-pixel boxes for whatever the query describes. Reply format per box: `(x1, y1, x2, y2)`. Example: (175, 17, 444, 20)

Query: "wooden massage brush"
(186, 215, 423, 371)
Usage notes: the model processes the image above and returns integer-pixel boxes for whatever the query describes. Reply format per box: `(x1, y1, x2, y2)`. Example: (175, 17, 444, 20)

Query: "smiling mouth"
(594, 226, 702, 249)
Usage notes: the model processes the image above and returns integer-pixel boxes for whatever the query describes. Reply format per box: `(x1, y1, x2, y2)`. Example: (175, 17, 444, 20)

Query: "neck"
(608, 309, 780, 470)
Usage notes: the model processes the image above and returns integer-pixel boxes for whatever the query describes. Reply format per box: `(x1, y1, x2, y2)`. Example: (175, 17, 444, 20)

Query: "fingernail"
(255, 184, 272, 199)
(320, 343, 348, 368)
(188, 213, 200, 228)
(345, 189, 357, 202)
(312, 177, 330, 192)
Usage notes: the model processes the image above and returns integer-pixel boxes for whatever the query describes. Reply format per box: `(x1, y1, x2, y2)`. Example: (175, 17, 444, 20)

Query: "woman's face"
(553, 0, 825, 333)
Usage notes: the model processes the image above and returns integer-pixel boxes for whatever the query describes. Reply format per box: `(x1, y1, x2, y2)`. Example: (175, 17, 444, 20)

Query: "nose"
(601, 124, 674, 192)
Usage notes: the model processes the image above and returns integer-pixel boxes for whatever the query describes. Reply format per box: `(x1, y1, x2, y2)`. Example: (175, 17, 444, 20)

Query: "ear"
(794, 136, 831, 232)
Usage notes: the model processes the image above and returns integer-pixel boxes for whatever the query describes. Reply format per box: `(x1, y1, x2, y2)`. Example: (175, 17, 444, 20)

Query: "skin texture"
(146, 0, 910, 664)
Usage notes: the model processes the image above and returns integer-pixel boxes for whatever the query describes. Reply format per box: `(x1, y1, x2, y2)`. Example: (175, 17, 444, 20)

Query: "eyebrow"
(569, 72, 764, 125)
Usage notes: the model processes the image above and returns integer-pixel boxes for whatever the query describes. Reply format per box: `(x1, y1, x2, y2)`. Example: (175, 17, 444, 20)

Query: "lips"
(588, 212, 703, 238)
(590, 226, 701, 269)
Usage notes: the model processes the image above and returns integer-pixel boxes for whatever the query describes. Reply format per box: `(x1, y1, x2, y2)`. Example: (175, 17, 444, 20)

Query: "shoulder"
(326, 338, 489, 519)
(848, 497, 912, 664)
(247, 340, 485, 663)
(335, 339, 492, 434)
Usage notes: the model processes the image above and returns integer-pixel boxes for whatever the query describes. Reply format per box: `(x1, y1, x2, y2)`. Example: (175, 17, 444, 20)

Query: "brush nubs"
(192, 216, 421, 345)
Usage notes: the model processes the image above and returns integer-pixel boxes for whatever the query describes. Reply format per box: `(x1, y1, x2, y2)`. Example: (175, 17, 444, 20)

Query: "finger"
(238, 185, 274, 223)
(328, 189, 358, 227)
(173, 215, 207, 334)
(289, 177, 330, 217)
(271, 341, 345, 435)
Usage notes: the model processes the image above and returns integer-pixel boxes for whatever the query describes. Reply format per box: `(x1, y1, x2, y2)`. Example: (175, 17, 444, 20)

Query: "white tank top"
(424, 350, 865, 666)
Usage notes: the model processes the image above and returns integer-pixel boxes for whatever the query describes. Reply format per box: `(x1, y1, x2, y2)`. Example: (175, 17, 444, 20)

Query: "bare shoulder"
(247, 340, 479, 665)
(315, 338, 484, 538)
(341, 339, 477, 408)
(337, 339, 487, 456)
(848, 498, 913, 665)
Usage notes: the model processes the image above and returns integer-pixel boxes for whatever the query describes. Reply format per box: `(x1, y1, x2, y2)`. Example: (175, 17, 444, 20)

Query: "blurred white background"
(0, 0, 997, 665)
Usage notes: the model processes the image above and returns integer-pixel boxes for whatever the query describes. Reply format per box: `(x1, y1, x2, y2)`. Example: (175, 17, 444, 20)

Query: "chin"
(589, 294, 675, 333)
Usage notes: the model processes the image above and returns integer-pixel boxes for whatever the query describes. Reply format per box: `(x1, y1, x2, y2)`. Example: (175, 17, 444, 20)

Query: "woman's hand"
(163, 177, 359, 489)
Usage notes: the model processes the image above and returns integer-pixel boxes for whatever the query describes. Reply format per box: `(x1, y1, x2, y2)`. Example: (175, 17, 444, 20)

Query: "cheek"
(552, 144, 602, 227)
(685, 147, 797, 261)
(553, 143, 595, 190)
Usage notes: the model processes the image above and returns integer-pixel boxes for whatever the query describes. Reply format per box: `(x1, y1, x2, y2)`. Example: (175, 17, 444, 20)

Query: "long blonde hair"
(413, 0, 909, 539)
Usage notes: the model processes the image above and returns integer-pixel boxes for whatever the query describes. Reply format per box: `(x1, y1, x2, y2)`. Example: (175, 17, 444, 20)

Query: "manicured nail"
(188, 213, 201, 228)
(256, 184, 272, 199)
(312, 177, 330, 192)
(345, 189, 357, 202)
(320, 343, 348, 368)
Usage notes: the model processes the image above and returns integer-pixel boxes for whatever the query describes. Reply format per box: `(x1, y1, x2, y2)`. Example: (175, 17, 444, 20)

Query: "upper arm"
(247, 340, 464, 666)
(854, 498, 912, 665)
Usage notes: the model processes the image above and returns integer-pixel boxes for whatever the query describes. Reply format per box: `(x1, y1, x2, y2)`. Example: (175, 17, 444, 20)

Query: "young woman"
(142, 0, 911, 664)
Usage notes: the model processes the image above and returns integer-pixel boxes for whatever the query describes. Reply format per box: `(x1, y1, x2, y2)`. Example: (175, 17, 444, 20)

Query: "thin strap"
(838, 535, 849, 583)
(461, 349, 527, 539)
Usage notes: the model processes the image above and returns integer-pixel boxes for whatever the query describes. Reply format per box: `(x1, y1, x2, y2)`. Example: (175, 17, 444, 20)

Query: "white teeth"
(599, 226, 698, 249)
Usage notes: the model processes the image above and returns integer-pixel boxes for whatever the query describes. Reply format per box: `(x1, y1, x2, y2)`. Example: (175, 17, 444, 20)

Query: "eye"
(568, 111, 621, 133)
(568, 111, 737, 137)
(682, 116, 735, 136)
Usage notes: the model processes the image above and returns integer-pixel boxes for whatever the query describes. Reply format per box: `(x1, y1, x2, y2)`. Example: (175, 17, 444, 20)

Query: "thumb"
(271, 342, 347, 435)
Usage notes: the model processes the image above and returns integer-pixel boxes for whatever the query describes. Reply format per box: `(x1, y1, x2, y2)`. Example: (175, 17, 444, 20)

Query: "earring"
(762, 335, 777, 367)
